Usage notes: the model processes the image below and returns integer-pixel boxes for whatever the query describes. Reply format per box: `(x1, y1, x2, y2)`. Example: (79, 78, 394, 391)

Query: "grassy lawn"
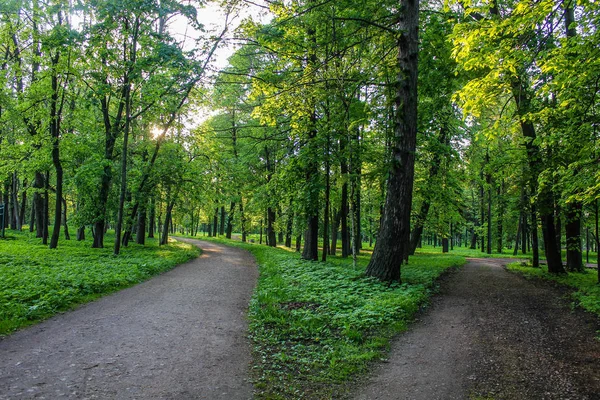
(507, 262, 600, 317)
(191, 235, 465, 399)
(0, 230, 200, 335)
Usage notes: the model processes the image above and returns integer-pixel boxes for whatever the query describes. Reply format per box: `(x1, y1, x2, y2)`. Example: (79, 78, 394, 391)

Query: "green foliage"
(196, 236, 464, 398)
(507, 262, 600, 317)
(0, 231, 200, 335)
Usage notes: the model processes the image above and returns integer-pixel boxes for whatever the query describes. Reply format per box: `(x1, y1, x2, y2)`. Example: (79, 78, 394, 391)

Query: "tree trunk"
(442, 238, 449, 253)
(19, 179, 27, 229)
(33, 172, 45, 238)
(330, 209, 340, 255)
(226, 202, 235, 239)
(42, 171, 49, 245)
(565, 201, 583, 272)
(285, 207, 293, 248)
(77, 226, 85, 241)
(49, 52, 63, 249)
(513, 214, 522, 256)
(148, 196, 156, 238)
(160, 200, 176, 245)
(239, 200, 247, 242)
(62, 198, 70, 240)
(365, 0, 418, 282)
(219, 206, 225, 236)
(267, 207, 276, 247)
(136, 203, 147, 245)
(213, 207, 218, 237)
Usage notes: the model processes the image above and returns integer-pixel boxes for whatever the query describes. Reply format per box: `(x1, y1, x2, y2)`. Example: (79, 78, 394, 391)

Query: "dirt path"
(354, 258, 600, 400)
(0, 239, 258, 399)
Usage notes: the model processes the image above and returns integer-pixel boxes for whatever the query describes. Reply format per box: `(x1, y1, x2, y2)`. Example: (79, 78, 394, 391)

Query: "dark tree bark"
(513, 213, 522, 256)
(33, 172, 45, 238)
(19, 179, 27, 228)
(219, 206, 225, 236)
(340, 155, 350, 258)
(62, 198, 70, 240)
(77, 226, 85, 241)
(136, 203, 147, 245)
(226, 202, 235, 239)
(213, 207, 218, 237)
(365, 0, 418, 282)
(565, 201, 583, 272)
(442, 237, 449, 253)
(49, 47, 64, 249)
(42, 171, 49, 245)
(239, 200, 247, 242)
(322, 148, 330, 261)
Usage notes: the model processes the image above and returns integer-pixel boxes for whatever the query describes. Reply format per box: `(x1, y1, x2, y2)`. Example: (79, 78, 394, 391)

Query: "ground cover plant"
(193, 236, 465, 399)
(507, 262, 600, 318)
(0, 231, 200, 335)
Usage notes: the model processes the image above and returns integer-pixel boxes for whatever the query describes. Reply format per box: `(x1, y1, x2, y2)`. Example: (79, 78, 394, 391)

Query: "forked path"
(0, 239, 257, 399)
(354, 258, 600, 400)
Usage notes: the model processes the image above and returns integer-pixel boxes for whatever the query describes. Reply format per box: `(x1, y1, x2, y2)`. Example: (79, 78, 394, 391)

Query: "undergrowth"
(0, 230, 200, 335)
(194, 236, 465, 399)
(507, 262, 600, 317)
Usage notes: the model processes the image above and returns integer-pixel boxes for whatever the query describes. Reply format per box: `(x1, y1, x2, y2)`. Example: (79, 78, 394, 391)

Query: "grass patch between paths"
(507, 262, 600, 317)
(0, 230, 200, 335)
(194, 236, 465, 399)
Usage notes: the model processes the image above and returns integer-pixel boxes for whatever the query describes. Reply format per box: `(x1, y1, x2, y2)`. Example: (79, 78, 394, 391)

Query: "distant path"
(354, 258, 600, 400)
(0, 239, 258, 399)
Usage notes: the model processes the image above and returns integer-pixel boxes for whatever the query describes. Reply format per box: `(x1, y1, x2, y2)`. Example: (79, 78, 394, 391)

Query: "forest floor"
(0, 238, 257, 399)
(353, 258, 600, 400)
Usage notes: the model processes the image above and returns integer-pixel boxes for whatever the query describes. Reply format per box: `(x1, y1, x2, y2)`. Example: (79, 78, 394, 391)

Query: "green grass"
(190, 235, 465, 399)
(0, 230, 200, 335)
(507, 262, 600, 317)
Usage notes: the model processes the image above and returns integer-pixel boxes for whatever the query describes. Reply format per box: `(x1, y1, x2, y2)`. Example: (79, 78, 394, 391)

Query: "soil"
(0, 239, 258, 400)
(353, 258, 600, 400)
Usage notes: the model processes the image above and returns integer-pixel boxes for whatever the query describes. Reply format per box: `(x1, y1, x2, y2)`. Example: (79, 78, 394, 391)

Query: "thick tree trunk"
(365, 0, 418, 282)
(565, 201, 583, 272)
(148, 196, 155, 238)
(442, 238, 449, 253)
(77, 226, 85, 241)
(136, 204, 147, 245)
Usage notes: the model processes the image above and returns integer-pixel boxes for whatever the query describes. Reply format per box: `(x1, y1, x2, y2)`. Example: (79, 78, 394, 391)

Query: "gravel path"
(0, 239, 258, 400)
(354, 258, 600, 400)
